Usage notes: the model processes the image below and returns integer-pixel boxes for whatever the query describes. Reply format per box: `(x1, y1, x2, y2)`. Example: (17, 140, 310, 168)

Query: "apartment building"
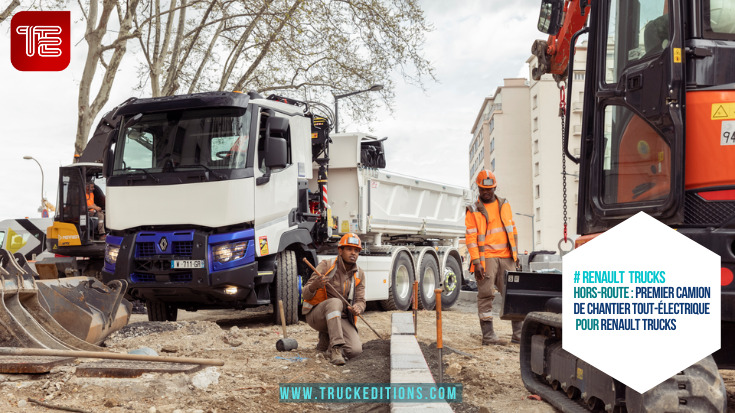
(468, 43, 587, 252)
(468, 78, 533, 253)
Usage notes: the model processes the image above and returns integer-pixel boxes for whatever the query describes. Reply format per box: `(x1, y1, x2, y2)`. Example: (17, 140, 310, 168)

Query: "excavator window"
(605, 0, 668, 84)
(705, 0, 735, 38)
(601, 105, 671, 205)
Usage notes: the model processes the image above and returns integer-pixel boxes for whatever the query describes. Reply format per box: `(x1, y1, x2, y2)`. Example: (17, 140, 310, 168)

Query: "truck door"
(578, 0, 685, 234)
(253, 108, 298, 254)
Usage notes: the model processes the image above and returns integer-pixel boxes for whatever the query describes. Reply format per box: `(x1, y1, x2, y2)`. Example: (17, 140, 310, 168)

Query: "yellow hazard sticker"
(311, 132, 318, 139)
(341, 220, 350, 233)
(577, 367, 584, 380)
(259, 236, 269, 255)
(673, 48, 682, 63)
(712, 103, 735, 120)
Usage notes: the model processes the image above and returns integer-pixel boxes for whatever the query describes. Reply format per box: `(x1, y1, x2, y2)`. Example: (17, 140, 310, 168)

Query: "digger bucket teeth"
(0, 249, 130, 349)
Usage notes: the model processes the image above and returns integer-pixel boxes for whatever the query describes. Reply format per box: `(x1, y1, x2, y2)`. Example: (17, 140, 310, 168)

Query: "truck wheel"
(441, 255, 462, 308)
(146, 301, 177, 321)
(274, 250, 298, 325)
(380, 252, 414, 311)
(417, 255, 439, 310)
(624, 355, 726, 413)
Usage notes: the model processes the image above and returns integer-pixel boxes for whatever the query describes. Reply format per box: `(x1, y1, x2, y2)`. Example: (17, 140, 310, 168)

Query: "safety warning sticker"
(259, 236, 269, 255)
(712, 103, 735, 120)
(722, 121, 735, 146)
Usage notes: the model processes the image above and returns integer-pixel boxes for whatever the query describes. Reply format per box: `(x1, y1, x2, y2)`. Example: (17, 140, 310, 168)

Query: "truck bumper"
(101, 261, 274, 308)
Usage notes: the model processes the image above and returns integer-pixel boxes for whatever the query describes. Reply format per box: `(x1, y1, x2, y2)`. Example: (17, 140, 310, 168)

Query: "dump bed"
(313, 133, 469, 239)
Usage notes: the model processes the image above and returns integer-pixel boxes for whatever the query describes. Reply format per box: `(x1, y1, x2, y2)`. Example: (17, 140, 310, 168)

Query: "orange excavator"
(506, 0, 735, 411)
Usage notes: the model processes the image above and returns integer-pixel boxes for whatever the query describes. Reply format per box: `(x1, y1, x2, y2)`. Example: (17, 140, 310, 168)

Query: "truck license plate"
(171, 260, 204, 269)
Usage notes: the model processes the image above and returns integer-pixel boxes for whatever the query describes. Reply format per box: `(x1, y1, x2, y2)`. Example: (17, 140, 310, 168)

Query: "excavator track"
(520, 312, 726, 412)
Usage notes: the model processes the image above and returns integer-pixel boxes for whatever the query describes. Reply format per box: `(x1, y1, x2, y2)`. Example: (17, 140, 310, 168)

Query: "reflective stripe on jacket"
(465, 196, 518, 271)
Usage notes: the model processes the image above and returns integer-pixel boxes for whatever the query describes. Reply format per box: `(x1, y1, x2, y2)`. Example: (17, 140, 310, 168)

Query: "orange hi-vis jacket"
(302, 257, 364, 317)
(465, 196, 518, 272)
(86, 192, 95, 210)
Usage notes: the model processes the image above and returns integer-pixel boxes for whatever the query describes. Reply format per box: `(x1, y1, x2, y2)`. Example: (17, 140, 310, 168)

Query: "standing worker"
(465, 170, 523, 345)
(302, 233, 366, 365)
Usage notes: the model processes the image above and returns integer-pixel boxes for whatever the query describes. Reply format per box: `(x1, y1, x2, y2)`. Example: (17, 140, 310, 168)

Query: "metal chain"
(559, 83, 568, 242)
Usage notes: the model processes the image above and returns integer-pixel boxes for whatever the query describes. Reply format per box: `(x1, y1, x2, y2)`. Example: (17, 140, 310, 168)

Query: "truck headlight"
(213, 241, 248, 263)
(105, 244, 120, 264)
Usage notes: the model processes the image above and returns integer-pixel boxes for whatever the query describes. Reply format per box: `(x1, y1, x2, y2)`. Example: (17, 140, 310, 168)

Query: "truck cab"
(101, 91, 315, 323)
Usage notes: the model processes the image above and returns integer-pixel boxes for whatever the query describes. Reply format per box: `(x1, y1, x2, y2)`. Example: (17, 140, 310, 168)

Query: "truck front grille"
(131, 272, 192, 283)
(137, 242, 157, 257)
(173, 241, 193, 256)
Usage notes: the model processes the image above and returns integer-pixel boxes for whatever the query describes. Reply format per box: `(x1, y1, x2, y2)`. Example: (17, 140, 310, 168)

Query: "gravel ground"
(0, 297, 732, 412)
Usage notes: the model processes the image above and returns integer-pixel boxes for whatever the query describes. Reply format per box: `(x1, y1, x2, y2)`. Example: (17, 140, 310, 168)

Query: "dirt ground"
(0, 297, 733, 413)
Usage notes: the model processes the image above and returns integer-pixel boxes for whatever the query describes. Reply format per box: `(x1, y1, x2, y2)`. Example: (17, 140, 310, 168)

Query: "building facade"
(468, 43, 587, 253)
(469, 78, 533, 253)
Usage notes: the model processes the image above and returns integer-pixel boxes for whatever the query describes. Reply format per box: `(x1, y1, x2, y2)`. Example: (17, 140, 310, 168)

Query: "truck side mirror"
(538, 0, 564, 35)
(264, 117, 289, 169)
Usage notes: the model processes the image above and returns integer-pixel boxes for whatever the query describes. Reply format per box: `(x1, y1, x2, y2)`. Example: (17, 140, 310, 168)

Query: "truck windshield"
(112, 107, 250, 176)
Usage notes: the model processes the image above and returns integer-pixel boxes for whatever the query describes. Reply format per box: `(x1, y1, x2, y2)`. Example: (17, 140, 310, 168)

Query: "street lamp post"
(23, 156, 45, 213)
(333, 84, 384, 133)
(516, 212, 535, 252)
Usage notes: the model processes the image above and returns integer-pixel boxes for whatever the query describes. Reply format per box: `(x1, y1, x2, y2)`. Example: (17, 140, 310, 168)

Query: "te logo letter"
(11, 11, 70, 71)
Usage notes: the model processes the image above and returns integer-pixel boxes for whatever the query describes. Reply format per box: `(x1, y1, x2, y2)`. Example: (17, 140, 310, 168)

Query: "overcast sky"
(0, 0, 541, 221)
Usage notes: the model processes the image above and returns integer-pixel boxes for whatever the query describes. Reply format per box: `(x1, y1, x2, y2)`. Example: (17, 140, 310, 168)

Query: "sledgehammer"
(276, 300, 298, 351)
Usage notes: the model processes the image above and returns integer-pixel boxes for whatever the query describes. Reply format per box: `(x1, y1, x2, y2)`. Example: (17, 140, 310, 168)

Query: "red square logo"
(11, 11, 70, 71)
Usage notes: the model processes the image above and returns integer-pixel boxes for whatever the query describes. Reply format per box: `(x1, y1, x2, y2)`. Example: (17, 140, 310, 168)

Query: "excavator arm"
(531, 0, 591, 81)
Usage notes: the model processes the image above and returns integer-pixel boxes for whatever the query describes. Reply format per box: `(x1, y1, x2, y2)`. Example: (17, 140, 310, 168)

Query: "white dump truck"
(99, 91, 468, 323)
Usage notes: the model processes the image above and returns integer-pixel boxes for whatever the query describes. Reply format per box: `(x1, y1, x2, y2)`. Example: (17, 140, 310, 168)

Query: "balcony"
(572, 124, 582, 136)
(572, 101, 583, 113)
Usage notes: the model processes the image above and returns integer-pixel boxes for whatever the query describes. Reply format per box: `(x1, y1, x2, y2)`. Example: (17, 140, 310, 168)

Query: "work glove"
(310, 274, 328, 291)
(474, 266, 485, 281)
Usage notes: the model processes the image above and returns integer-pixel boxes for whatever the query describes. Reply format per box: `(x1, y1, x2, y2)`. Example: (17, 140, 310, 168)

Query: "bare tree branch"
(0, 0, 20, 24)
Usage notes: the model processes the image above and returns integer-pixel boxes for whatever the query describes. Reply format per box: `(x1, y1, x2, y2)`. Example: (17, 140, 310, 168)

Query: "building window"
(479, 147, 484, 162)
(533, 117, 538, 131)
(534, 162, 539, 176)
(535, 207, 540, 221)
(532, 95, 538, 109)
(536, 230, 541, 245)
(490, 138, 495, 153)
(535, 184, 540, 199)
(574, 72, 585, 81)
(491, 158, 495, 171)
(534, 139, 539, 154)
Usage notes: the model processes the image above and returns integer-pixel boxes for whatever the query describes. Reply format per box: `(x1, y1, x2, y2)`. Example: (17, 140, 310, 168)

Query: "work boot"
(511, 321, 523, 344)
(316, 332, 329, 352)
(481, 320, 508, 346)
(329, 345, 346, 365)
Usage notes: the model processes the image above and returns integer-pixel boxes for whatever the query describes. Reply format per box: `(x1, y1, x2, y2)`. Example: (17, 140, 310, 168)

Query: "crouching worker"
(303, 233, 366, 366)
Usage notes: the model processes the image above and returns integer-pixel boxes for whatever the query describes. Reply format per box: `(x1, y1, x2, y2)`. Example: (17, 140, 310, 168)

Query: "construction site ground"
(1, 297, 735, 413)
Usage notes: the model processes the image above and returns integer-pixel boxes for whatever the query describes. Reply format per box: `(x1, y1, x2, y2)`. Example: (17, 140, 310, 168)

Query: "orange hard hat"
(338, 233, 362, 250)
(476, 170, 497, 188)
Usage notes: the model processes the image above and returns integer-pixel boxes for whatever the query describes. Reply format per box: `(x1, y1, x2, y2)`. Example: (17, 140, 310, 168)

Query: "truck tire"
(417, 254, 439, 310)
(146, 301, 178, 322)
(440, 255, 462, 308)
(624, 355, 726, 413)
(380, 252, 414, 311)
(274, 250, 298, 325)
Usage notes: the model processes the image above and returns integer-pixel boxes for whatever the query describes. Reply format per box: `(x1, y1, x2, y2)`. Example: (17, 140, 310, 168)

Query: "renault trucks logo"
(159, 237, 168, 252)
(11, 11, 70, 71)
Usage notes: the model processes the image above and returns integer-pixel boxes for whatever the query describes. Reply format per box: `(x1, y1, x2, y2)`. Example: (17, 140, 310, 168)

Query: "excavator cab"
(46, 163, 106, 259)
